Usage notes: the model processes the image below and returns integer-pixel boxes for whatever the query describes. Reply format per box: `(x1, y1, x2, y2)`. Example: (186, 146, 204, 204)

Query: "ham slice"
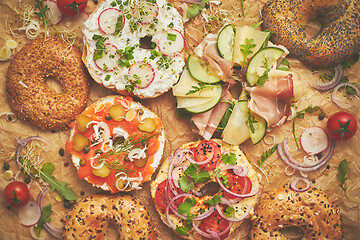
(192, 91, 233, 140)
(246, 73, 294, 127)
(194, 34, 235, 83)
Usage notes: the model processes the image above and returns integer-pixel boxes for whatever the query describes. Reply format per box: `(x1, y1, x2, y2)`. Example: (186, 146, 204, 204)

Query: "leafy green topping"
(114, 15, 124, 36)
(179, 175, 194, 192)
(246, 109, 258, 133)
(178, 197, 196, 215)
(186, 82, 212, 95)
(40, 163, 77, 201)
(260, 29, 274, 49)
(257, 56, 270, 86)
(221, 152, 237, 165)
(167, 33, 177, 41)
(240, 38, 256, 66)
(93, 34, 108, 60)
(34, 0, 49, 40)
(34, 204, 52, 236)
(224, 206, 235, 217)
(257, 144, 278, 168)
(220, 174, 229, 188)
(204, 195, 221, 207)
(184, 164, 210, 184)
(337, 159, 359, 203)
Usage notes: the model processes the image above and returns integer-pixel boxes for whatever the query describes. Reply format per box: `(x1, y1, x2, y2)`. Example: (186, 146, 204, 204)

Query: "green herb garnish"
(240, 38, 256, 66)
(186, 82, 212, 95)
(34, 0, 49, 40)
(34, 204, 52, 236)
(257, 56, 270, 86)
(114, 15, 124, 36)
(204, 195, 221, 207)
(221, 152, 237, 165)
(186, 0, 210, 19)
(257, 144, 278, 168)
(337, 159, 359, 203)
(93, 34, 108, 60)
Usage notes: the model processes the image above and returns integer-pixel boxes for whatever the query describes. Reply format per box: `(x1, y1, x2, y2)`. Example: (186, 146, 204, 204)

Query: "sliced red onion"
(221, 165, 249, 177)
(18, 200, 42, 227)
(290, 177, 311, 192)
(192, 206, 216, 221)
(206, 229, 221, 240)
(216, 176, 259, 198)
(311, 65, 343, 91)
(215, 197, 252, 222)
(179, 0, 202, 3)
(15, 136, 48, 167)
(171, 165, 185, 189)
(186, 148, 215, 165)
(165, 193, 192, 226)
(36, 186, 49, 209)
(192, 218, 233, 239)
(278, 139, 335, 172)
(331, 82, 360, 109)
(43, 223, 63, 239)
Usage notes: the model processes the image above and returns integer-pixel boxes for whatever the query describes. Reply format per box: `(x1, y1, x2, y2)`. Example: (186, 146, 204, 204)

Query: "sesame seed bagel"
(261, 0, 360, 68)
(63, 194, 157, 239)
(250, 184, 343, 239)
(6, 38, 90, 131)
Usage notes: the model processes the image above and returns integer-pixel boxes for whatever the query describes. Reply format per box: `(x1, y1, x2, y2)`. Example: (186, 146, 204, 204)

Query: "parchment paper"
(0, 0, 359, 239)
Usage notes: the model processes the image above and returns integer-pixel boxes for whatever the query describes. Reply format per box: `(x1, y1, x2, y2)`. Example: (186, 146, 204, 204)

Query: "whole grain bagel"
(6, 38, 90, 131)
(250, 184, 343, 239)
(261, 0, 360, 68)
(63, 194, 156, 239)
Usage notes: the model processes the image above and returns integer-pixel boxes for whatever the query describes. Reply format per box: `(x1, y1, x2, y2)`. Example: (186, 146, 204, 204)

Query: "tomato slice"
(198, 211, 230, 239)
(155, 180, 168, 210)
(192, 140, 221, 171)
(223, 170, 252, 199)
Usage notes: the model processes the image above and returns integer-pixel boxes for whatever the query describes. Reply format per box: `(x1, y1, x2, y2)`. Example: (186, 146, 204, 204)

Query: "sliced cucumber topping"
(217, 24, 235, 61)
(184, 84, 222, 113)
(187, 55, 221, 84)
(246, 47, 284, 86)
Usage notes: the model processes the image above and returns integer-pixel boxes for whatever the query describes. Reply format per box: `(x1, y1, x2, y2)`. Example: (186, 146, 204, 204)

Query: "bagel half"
(66, 95, 165, 193)
(151, 139, 260, 239)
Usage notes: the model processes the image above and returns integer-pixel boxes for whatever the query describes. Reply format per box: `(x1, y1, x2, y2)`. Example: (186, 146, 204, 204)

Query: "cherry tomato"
(198, 211, 230, 239)
(326, 112, 357, 141)
(192, 141, 221, 171)
(3, 181, 30, 208)
(223, 170, 252, 199)
(57, 0, 87, 17)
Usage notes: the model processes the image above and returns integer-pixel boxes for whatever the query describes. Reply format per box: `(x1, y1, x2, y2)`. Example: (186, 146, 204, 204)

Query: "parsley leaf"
(204, 195, 221, 207)
(179, 175, 194, 192)
(224, 206, 235, 217)
(184, 164, 210, 184)
(257, 144, 278, 168)
(177, 198, 196, 215)
(337, 159, 359, 203)
(222, 152, 237, 165)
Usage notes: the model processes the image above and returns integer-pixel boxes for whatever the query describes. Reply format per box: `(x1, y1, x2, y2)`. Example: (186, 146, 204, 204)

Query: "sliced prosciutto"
(194, 34, 235, 83)
(246, 70, 294, 127)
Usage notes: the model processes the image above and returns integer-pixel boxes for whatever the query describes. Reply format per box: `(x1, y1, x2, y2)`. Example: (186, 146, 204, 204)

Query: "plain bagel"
(63, 194, 156, 239)
(250, 184, 343, 239)
(261, 0, 360, 68)
(6, 38, 90, 131)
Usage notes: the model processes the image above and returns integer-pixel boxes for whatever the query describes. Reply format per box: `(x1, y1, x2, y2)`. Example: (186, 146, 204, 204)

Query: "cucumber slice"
(217, 24, 235, 61)
(176, 96, 213, 108)
(237, 100, 267, 145)
(187, 55, 221, 84)
(173, 70, 220, 98)
(185, 84, 222, 113)
(246, 47, 285, 87)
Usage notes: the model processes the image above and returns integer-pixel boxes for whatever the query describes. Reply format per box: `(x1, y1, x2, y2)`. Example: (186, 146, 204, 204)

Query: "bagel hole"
(197, 182, 220, 197)
(304, 19, 322, 39)
(279, 226, 304, 240)
(139, 36, 155, 49)
(45, 77, 64, 94)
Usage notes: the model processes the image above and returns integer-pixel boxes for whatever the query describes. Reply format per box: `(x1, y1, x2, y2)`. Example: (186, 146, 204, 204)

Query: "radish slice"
(132, 1, 159, 24)
(98, 8, 124, 35)
(18, 201, 42, 227)
(94, 43, 120, 71)
(128, 62, 155, 89)
(300, 126, 329, 155)
(157, 29, 185, 56)
(44, 0, 62, 25)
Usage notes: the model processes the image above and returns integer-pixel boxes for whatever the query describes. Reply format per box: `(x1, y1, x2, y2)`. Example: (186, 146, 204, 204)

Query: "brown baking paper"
(0, 0, 359, 239)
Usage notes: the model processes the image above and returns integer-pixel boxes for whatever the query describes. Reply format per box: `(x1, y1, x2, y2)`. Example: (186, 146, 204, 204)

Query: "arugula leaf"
(40, 171, 77, 201)
(257, 57, 270, 86)
(240, 38, 256, 66)
(204, 195, 221, 207)
(34, 204, 52, 236)
(221, 152, 237, 165)
(337, 159, 359, 202)
(179, 175, 194, 192)
(257, 144, 278, 168)
(34, 0, 49, 40)
(186, 83, 212, 95)
(246, 109, 258, 133)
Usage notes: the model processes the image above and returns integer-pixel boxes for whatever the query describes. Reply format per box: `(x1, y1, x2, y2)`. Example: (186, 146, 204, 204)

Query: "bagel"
(261, 0, 360, 68)
(63, 194, 156, 239)
(250, 184, 343, 239)
(6, 38, 90, 131)
(82, 0, 185, 98)
(151, 139, 260, 239)
(65, 95, 165, 193)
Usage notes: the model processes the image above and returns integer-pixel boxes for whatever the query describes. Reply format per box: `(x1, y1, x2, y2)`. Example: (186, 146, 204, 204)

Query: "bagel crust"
(63, 194, 156, 239)
(261, 0, 360, 68)
(6, 38, 90, 131)
(250, 184, 343, 239)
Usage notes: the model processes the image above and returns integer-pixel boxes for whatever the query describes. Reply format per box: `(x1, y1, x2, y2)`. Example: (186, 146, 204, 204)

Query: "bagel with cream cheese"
(262, 0, 360, 68)
(63, 194, 156, 239)
(65, 95, 165, 193)
(250, 184, 343, 239)
(82, 0, 185, 98)
(151, 139, 260, 239)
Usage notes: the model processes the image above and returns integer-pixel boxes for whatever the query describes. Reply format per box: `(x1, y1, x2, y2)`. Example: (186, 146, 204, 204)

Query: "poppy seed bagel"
(6, 38, 90, 131)
(261, 0, 360, 69)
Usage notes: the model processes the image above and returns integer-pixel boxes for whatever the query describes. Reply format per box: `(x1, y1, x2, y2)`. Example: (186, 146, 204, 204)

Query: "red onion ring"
(36, 186, 49, 210)
(215, 197, 252, 222)
(290, 177, 311, 192)
(331, 82, 360, 109)
(43, 223, 63, 239)
(216, 176, 259, 198)
(15, 136, 48, 167)
(221, 165, 249, 177)
(192, 206, 216, 221)
(278, 139, 335, 172)
(185, 148, 215, 166)
(206, 229, 221, 240)
(311, 65, 343, 91)
(165, 193, 193, 227)
(179, 0, 202, 3)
